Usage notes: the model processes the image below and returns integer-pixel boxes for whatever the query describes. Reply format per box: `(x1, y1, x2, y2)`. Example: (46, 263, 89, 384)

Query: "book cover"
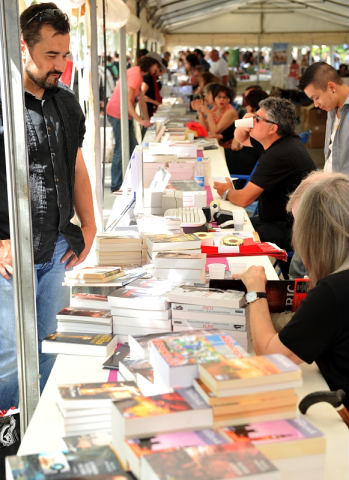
(108, 288, 169, 310)
(152, 331, 248, 368)
(6, 446, 131, 479)
(43, 332, 114, 346)
(171, 318, 247, 332)
(63, 432, 112, 451)
(56, 307, 112, 320)
(124, 277, 178, 292)
(146, 234, 201, 251)
(209, 279, 311, 313)
(126, 429, 225, 457)
(166, 287, 245, 309)
(58, 381, 140, 405)
(141, 443, 279, 480)
(154, 252, 206, 269)
(65, 267, 123, 280)
(119, 359, 154, 383)
(171, 303, 248, 317)
(72, 293, 108, 303)
(199, 354, 301, 391)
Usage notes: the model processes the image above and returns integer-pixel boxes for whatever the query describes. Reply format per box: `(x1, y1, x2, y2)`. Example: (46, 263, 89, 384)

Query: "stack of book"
(96, 233, 146, 266)
(64, 266, 125, 284)
(219, 417, 326, 480)
(41, 332, 118, 357)
(153, 252, 207, 283)
(195, 354, 302, 427)
(166, 286, 251, 350)
(149, 329, 248, 389)
(56, 306, 113, 334)
(70, 291, 109, 309)
(146, 233, 202, 263)
(55, 381, 141, 437)
(108, 284, 172, 343)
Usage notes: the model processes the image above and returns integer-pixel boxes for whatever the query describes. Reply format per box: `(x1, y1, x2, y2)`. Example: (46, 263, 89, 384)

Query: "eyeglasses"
(22, 8, 67, 32)
(216, 95, 229, 100)
(255, 114, 277, 125)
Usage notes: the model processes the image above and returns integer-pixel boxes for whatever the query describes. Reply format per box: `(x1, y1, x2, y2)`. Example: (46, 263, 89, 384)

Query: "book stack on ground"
(108, 284, 172, 343)
(195, 354, 302, 427)
(219, 417, 326, 480)
(145, 233, 202, 263)
(6, 445, 133, 480)
(56, 306, 113, 334)
(55, 381, 141, 436)
(96, 232, 146, 266)
(152, 252, 207, 283)
(111, 387, 213, 470)
(63, 266, 125, 284)
(149, 329, 248, 389)
(167, 286, 251, 350)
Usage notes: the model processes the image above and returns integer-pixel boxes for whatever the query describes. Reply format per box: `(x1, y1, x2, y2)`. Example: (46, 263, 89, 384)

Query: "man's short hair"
(138, 48, 149, 60)
(138, 56, 158, 72)
(298, 62, 344, 91)
(245, 85, 262, 92)
(186, 53, 200, 67)
(194, 48, 204, 58)
(20, 2, 70, 49)
(259, 97, 297, 137)
(245, 89, 269, 112)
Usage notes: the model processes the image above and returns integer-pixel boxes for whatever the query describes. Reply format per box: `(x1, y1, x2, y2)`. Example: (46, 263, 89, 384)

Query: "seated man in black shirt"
(232, 173, 349, 420)
(214, 97, 315, 255)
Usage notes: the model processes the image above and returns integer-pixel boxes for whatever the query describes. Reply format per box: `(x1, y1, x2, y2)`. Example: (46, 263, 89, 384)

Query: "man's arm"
(221, 75, 228, 86)
(61, 148, 97, 269)
(137, 91, 151, 127)
(213, 177, 264, 208)
(233, 266, 303, 364)
(126, 86, 150, 127)
(234, 113, 255, 147)
(0, 239, 12, 279)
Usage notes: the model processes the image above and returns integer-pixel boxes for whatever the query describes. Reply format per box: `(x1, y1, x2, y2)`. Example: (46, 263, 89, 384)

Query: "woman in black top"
(233, 172, 349, 412)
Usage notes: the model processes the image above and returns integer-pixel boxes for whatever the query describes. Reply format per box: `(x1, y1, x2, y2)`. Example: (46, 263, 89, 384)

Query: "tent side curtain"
(164, 31, 349, 48)
(126, 14, 141, 34)
(97, 0, 130, 30)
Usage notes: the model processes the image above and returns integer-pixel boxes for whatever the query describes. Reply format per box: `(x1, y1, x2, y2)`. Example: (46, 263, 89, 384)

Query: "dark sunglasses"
(22, 8, 67, 32)
(255, 114, 277, 125)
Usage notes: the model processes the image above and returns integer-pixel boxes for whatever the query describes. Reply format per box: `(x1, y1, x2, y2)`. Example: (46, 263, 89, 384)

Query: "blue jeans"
(0, 234, 70, 410)
(107, 115, 138, 191)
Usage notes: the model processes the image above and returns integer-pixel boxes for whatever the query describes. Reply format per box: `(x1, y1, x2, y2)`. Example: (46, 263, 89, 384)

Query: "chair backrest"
(230, 160, 259, 188)
(299, 130, 312, 144)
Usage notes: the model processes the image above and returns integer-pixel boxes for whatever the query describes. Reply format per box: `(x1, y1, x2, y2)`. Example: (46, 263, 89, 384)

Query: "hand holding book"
(232, 265, 267, 293)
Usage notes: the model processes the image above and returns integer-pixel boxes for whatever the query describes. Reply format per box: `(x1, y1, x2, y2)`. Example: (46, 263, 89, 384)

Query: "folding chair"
(230, 160, 259, 189)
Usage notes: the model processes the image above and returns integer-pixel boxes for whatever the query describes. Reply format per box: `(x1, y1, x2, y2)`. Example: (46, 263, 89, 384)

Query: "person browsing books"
(213, 97, 315, 276)
(232, 172, 349, 415)
(0, 2, 97, 410)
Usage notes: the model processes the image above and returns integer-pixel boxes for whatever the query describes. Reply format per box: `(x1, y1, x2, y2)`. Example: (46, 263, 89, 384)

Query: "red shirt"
(106, 66, 143, 119)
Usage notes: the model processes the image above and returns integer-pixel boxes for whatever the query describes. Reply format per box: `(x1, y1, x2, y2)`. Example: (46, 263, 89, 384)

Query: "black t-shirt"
(143, 73, 156, 118)
(279, 270, 349, 409)
(250, 135, 315, 223)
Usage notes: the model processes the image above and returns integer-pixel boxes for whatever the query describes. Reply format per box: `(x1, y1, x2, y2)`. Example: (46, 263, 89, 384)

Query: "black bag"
(0, 413, 21, 480)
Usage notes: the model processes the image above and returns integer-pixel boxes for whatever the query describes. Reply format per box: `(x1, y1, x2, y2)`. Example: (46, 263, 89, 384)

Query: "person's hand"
(213, 177, 233, 197)
(208, 133, 223, 140)
(139, 119, 152, 128)
(232, 265, 267, 291)
(231, 138, 243, 151)
(197, 104, 210, 115)
(241, 112, 255, 133)
(62, 225, 97, 269)
(0, 239, 12, 279)
(191, 99, 203, 111)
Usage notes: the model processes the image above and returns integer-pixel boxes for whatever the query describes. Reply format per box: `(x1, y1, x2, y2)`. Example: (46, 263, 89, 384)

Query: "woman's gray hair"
(259, 97, 297, 137)
(291, 173, 349, 284)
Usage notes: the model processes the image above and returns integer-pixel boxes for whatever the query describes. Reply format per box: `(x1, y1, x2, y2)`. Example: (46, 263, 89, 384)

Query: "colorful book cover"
(63, 432, 112, 451)
(6, 446, 131, 479)
(58, 382, 140, 402)
(72, 293, 108, 302)
(219, 418, 324, 445)
(65, 267, 123, 279)
(43, 333, 115, 346)
(200, 354, 300, 384)
(142, 443, 278, 480)
(121, 359, 154, 383)
(126, 429, 225, 457)
(152, 332, 247, 368)
(116, 388, 207, 419)
(57, 307, 111, 319)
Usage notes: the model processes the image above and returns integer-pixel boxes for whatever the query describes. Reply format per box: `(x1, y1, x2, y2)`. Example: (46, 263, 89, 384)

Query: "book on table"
(198, 354, 302, 395)
(153, 252, 206, 269)
(146, 233, 202, 252)
(63, 431, 113, 451)
(118, 358, 173, 396)
(153, 265, 206, 283)
(71, 292, 109, 309)
(57, 321, 112, 335)
(96, 232, 142, 243)
(128, 332, 176, 360)
(41, 332, 118, 357)
(111, 387, 213, 464)
(124, 429, 226, 479)
(108, 288, 170, 311)
(64, 268, 145, 287)
(124, 277, 180, 293)
(150, 330, 248, 388)
(171, 302, 250, 321)
(112, 306, 172, 320)
(56, 307, 112, 323)
(65, 266, 124, 280)
(5, 446, 132, 480)
(166, 286, 246, 309)
(140, 442, 280, 480)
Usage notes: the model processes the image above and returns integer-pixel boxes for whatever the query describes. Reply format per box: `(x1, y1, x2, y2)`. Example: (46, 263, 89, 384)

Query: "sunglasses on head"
(22, 8, 67, 32)
(255, 114, 277, 125)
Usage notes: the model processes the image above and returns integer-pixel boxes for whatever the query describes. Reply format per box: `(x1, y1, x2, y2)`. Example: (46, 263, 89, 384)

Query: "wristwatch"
(222, 188, 231, 201)
(245, 291, 267, 303)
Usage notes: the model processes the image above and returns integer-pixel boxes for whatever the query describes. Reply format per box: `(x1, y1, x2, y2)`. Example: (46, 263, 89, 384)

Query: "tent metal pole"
(119, 25, 130, 176)
(0, 0, 40, 435)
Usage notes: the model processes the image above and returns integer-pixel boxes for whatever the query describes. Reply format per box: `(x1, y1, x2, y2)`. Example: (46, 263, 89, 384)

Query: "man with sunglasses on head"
(0, 3, 96, 410)
(214, 98, 315, 276)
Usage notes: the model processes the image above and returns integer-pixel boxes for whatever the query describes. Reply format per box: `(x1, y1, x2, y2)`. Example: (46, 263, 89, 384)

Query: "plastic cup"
(208, 263, 226, 279)
(235, 117, 254, 128)
(232, 210, 245, 231)
(187, 132, 195, 141)
(230, 262, 247, 275)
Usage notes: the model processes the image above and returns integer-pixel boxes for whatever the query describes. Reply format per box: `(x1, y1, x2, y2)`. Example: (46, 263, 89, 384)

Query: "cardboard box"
(302, 103, 327, 127)
(304, 123, 326, 148)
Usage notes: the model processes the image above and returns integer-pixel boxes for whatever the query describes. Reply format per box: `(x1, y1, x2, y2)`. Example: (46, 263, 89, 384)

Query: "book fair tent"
(0, 0, 348, 434)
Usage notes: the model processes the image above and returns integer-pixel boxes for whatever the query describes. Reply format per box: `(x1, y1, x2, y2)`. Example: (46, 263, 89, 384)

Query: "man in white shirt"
(298, 62, 349, 175)
(209, 50, 229, 86)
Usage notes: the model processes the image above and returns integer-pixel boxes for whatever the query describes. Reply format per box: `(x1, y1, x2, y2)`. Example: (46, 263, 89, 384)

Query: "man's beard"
(25, 64, 62, 90)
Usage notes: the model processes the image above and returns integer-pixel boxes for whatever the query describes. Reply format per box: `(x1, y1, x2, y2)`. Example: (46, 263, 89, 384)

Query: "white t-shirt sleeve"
(209, 59, 229, 79)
